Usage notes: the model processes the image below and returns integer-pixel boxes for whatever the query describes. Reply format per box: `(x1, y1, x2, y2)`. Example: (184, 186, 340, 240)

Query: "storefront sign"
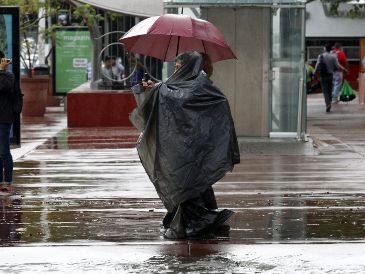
(54, 28, 91, 95)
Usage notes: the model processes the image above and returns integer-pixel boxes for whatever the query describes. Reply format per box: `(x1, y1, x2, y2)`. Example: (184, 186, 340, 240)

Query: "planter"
(47, 76, 61, 107)
(21, 76, 49, 116)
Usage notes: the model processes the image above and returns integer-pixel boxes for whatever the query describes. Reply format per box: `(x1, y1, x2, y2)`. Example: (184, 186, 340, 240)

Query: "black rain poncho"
(131, 51, 240, 238)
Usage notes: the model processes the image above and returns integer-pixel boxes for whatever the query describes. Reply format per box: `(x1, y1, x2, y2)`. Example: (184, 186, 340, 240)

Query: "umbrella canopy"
(120, 14, 236, 62)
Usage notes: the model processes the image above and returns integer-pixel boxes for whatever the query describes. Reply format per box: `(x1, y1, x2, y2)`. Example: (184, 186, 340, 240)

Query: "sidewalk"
(1, 95, 365, 273)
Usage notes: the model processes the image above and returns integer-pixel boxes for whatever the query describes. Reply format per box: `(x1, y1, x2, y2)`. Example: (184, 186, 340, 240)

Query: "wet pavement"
(1, 95, 365, 273)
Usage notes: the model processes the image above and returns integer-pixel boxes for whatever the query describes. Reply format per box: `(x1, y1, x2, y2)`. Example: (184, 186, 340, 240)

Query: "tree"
(0, 0, 106, 78)
(1, 0, 49, 77)
(307, 0, 365, 18)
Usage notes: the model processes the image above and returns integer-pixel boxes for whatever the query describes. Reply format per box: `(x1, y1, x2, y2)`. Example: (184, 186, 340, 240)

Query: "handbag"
(339, 80, 356, 102)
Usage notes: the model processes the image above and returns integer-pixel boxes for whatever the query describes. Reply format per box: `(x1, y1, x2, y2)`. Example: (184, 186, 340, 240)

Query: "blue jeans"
(332, 71, 343, 101)
(0, 123, 13, 183)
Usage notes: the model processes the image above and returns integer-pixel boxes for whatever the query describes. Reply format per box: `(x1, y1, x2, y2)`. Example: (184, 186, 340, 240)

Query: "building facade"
(165, 0, 307, 139)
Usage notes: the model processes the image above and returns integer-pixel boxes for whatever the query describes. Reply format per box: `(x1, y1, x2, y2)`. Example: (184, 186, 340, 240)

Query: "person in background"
(129, 53, 144, 86)
(314, 43, 345, 113)
(0, 50, 15, 193)
(331, 42, 348, 103)
(111, 56, 125, 81)
(101, 56, 113, 89)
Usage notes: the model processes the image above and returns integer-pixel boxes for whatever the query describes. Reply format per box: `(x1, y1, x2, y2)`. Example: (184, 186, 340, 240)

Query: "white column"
(37, 1, 46, 65)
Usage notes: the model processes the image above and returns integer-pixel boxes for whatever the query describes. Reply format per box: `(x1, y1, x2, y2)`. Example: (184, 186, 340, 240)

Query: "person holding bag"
(314, 43, 346, 112)
(331, 43, 349, 103)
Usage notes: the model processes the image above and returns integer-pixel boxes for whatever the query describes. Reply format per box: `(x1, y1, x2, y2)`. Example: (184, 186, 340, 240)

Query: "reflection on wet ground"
(0, 196, 22, 245)
(1, 243, 365, 273)
(39, 127, 139, 149)
(3, 97, 365, 246)
(1, 94, 365, 272)
(7, 148, 365, 244)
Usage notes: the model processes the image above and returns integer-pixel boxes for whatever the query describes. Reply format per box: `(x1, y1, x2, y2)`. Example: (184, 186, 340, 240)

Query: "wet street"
(1, 94, 365, 273)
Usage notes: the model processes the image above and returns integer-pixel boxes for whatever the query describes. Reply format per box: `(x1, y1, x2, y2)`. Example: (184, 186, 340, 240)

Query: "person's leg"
(163, 187, 218, 230)
(328, 74, 334, 109)
(0, 123, 13, 188)
(201, 186, 218, 209)
(321, 75, 333, 112)
(164, 194, 234, 239)
(306, 81, 311, 94)
(320, 78, 330, 109)
(162, 208, 177, 229)
(332, 71, 343, 102)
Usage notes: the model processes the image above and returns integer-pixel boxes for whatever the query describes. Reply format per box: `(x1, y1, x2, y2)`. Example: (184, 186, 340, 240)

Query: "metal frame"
(297, 6, 307, 141)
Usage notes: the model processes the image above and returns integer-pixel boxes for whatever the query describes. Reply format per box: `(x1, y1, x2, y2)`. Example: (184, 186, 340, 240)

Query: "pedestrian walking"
(130, 51, 240, 239)
(331, 42, 348, 103)
(101, 56, 113, 89)
(0, 50, 15, 193)
(111, 56, 125, 81)
(314, 43, 345, 112)
(129, 53, 144, 87)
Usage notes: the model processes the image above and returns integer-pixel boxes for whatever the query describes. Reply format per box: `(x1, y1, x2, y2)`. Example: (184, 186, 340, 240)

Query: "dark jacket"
(314, 52, 340, 75)
(0, 71, 15, 123)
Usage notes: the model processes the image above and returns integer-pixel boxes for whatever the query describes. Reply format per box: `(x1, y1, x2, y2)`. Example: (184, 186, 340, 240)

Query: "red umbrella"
(120, 14, 236, 62)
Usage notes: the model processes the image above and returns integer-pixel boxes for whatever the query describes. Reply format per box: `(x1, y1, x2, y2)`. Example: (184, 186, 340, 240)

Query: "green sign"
(54, 28, 91, 95)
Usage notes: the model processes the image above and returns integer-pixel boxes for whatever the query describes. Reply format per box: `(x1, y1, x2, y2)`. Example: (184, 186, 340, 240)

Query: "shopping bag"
(339, 80, 356, 102)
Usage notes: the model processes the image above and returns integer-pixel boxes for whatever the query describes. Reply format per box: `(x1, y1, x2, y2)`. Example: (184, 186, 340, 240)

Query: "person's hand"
(0, 58, 10, 70)
(142, 80, 155, 89)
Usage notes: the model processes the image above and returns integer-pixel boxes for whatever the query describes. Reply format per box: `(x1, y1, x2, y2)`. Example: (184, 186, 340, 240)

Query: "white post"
(37, 1, 46, 65)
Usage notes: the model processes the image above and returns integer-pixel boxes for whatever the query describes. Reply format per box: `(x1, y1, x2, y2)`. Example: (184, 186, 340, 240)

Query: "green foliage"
(320, 0, 365, 18)
(1, 0, 47, 30)
(0, 0, 105, 74)
(329, 2, 340, 16)
(72, 4, 104, 26)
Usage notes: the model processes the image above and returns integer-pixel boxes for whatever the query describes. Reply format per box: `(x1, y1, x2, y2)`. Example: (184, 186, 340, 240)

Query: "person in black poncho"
(131, 51, 240, 239)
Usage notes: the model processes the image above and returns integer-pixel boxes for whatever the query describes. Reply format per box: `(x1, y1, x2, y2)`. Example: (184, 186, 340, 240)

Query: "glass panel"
(271, 7, 304, 133)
